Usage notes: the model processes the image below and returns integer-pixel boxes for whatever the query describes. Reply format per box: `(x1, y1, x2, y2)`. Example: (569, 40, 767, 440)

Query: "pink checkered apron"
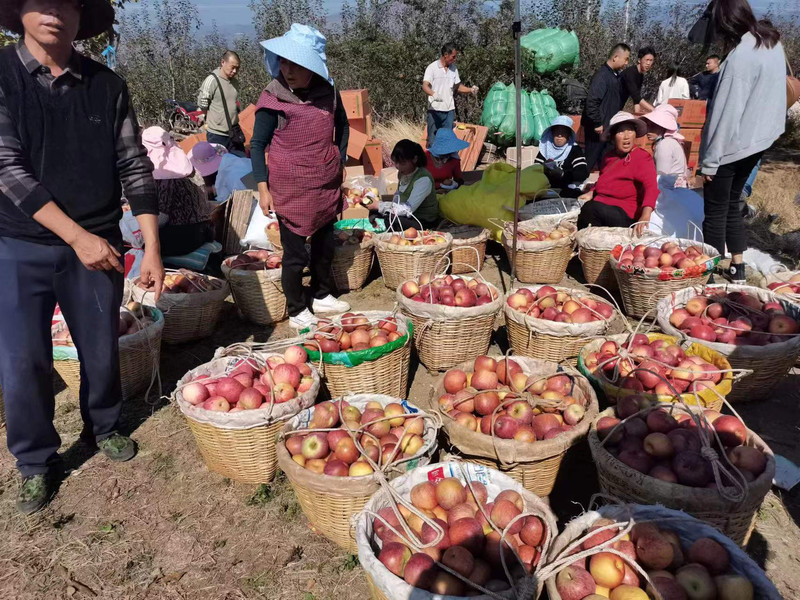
(256, 90, 343, 236)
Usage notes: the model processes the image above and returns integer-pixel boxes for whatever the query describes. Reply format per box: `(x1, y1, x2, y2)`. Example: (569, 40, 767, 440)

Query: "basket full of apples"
(373, 228, 453, 290)
(129, 269, 229, 344)
(577, 332, 735, 411)
(608, 238, 720, 318)
(428, 355, 599, 498)
(439, 224, 491, 274)
(302, 311, 413, 398)
(397, 270, 502, 372)
(546, 503, 780, 600)
(276, 394, 439, 553)
(355, 461, 558, 600)
(761, 266, 800, 302)
(52, 302, 164, 402)
(575, 226, 656, 292)
(657, 284, 800, 403)
(221, 249, 286, 325)
(173, 344, 320, 484)
(504, 285, 623, 364)
(502, 216, 577, 284)
(331, 228, 375, 291)
(589, 402, 774, 546)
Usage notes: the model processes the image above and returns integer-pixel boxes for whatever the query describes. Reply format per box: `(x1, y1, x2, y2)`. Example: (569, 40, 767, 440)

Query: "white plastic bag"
(242, 195, 278, 249)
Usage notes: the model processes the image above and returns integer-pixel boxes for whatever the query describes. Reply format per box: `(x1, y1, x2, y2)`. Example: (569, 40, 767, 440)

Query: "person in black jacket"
(581, 43, 631, 171)
(534, 115, 589, 197)
(620, 46, 657, 113)
(690, 55, 721, 100)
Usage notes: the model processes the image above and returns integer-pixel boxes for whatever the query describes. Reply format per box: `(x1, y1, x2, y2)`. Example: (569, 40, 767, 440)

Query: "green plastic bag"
(304, 321, 414, 367)
(497, 84, 535, 144)
(530, 89, 560, 142)
(521, 28, 580, 74)
(438, 162, 550, 241)
(480, 82, 508, 132)
(335, 218, 386, 233)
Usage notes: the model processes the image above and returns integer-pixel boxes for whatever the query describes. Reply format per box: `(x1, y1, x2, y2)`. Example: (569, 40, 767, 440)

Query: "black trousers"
(0, 237, 124, 476)
(279, 219, 335, 317)
(703, 151, 763, 257)
(160, 222, 213, 256)
(577, 200, 634, 229)
(583, 127, 609, 172)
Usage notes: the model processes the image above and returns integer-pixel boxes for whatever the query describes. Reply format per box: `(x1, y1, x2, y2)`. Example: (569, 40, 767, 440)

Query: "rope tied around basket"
(363, 459, 551, 600)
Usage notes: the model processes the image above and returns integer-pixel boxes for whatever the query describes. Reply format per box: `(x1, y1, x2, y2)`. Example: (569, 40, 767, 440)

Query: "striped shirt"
(0, 43, 156, 220)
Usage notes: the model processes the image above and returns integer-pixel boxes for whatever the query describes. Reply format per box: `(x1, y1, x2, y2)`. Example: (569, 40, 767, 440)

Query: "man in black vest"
(0, 0, 164, 514)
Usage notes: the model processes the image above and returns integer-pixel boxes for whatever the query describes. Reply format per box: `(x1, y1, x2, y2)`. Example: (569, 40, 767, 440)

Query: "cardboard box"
(362, 138, 383, 175)
(347, 127, 369, 160)
(178, 132, 207, 154)
(341, 89, 370, 119)
(668, 99, 707, 128)
(266, 226, 282, 250)
(349, 114, 373, 138)
(505, 146, 539, 168)
(341, 205, 370, 220)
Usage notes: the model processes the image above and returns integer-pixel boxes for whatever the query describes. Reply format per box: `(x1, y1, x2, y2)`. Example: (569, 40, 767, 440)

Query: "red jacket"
(424, 151, 464, 189)
(593, 148, 659, 220)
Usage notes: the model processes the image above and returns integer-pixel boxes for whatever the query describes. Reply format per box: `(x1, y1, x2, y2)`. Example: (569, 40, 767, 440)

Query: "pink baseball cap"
(188, 141, 227, 177)
(142, 126, 193, 180)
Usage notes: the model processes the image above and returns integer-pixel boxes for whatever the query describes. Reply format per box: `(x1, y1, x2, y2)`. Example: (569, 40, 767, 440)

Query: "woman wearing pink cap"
(641, 105, 690, 187)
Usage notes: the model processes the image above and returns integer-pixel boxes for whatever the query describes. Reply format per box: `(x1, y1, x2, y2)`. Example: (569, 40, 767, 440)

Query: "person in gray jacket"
(699, 0, 786, 282)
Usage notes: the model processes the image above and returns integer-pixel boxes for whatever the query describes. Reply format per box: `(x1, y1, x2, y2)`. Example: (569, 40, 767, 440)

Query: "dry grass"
(749, 151, 800, 233)
(372, 117, 425, 165)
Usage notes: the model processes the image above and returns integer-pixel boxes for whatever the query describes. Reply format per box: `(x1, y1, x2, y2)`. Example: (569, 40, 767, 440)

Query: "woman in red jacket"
(578, 112, 658, 236)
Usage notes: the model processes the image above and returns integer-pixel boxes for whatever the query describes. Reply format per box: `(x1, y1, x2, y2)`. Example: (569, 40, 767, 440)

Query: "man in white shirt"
(422, 43, 478, 146)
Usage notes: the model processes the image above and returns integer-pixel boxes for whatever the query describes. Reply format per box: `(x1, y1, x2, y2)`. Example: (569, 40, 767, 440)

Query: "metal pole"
(510, 0, 522, 285)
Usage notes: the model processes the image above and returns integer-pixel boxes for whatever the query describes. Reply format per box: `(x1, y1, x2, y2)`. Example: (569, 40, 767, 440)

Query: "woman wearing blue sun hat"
(250, 24, 351, 330)
(425, 128, 469, 192)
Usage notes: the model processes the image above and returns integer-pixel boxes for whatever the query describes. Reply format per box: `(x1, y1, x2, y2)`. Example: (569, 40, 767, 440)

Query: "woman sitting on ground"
(534, 115, 589, 198)
(425, 128, 468, 192)
(577, 112, 659, 235)
(641, 104, 690, 187)
(373, 140, 439, 230)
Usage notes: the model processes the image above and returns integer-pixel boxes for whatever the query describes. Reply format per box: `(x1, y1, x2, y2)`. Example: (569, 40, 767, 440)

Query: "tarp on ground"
(438, 162, 550, 241)
(521, 28, 580, 74)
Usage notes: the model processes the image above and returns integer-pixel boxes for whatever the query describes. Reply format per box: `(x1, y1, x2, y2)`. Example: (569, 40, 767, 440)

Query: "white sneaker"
(289, 308, 318, 330)
(312, 295, 351, 314)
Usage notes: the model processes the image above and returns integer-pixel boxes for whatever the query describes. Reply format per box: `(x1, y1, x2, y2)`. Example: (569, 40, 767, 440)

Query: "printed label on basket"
(294, 407, 313, 430)
(427, 463, 493, 485)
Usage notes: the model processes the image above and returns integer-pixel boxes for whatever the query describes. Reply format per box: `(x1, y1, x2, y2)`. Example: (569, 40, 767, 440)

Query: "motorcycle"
(165, 99, 205, 134)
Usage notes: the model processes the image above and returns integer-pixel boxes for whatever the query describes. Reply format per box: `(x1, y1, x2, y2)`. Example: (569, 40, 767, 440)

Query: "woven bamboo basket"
(545, 504, 781, 600)
(397, 276, 502, 372)
(424, 357, 599, 497)
(503, 221, 577, 284)
(373, 231, 452, 290)
(305, 312, 414, 398)
(356, 461, 557, 600)
(575, 226, 653, 291)
(577, 332, 735, 411)
(53, 306, 164, 402)
(277, 395, 439, 553)
(589, 405, 775, 546)
(221, 258, 287, 325)
(174, 350, 321, 484)
(331, 242, 374, 292)
(130, 275, 229, 344)
(504, 285, 625, 365)
(442, 225, 490, 274)
(656, 284, 800, 403)
(609, 238, 720, 319)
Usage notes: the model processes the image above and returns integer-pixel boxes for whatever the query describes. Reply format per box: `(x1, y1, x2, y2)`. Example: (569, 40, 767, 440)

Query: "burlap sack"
(173, 350, 320, 430)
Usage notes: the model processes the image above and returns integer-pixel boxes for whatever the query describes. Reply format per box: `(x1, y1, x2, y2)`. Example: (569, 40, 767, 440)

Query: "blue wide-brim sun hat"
(429, 128, 470, 157)
(260, 23, 333, 85)
(542, 115, 577, 141)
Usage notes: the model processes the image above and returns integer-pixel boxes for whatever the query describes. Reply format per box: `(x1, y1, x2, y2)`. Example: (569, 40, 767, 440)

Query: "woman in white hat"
(250, 24, 350, 329)
(577, 111, 659, 236)
(640, 105, 690, 187)
(534, 115, 589, 198)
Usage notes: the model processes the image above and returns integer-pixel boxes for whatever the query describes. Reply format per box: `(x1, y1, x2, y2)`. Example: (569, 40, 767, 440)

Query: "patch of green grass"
(303, 593, 316, 600)
(247, 483, 276, 507)
(241, 569, 278, 594)
(338, 554, 359, 572)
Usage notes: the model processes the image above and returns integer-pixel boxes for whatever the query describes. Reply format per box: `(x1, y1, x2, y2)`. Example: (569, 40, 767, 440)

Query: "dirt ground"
(1, 159, 799, 600)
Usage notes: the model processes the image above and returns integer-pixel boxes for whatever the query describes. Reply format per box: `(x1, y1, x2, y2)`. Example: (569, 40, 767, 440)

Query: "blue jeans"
(0, 237, 124, 476)
(426, 110, 455, 147)
(742, 159, 761, 198)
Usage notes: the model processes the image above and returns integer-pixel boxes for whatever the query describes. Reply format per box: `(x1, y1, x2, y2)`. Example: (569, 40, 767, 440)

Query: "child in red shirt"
(425, 128, 468, 191)
(578, 112, 658, 236)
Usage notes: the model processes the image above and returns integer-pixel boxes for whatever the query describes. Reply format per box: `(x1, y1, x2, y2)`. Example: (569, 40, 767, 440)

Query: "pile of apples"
(555, 519, 757, 600)
(582, 334, 723, 396)
(669, 290, 800, 345)
(613, 241, 714, 272)
(767, 272, 800, 295)
(386, 228, 447, 246)
(180, 345, 314, 412)
(285, 400, 426, 477)
(401, 275, 498, 307)
(437, 356, 587, 442)
(225, 249, 282, 271)
(596, 402, 768, 487)
(506, 286, 614, 324)
(374, 478, 548, 594)
(335, 229, 373, 247)
(138, 270, 222, 294)
(515, 224, 573, 242)
(344, 184, 380, 208)
(303, 314, 404, 353)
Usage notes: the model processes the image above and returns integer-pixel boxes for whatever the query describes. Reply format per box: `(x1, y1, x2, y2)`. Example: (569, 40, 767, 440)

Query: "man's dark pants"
(583, 127, 609, 172)
(0, 236, 124, 476)
(426, 110, 455, 147)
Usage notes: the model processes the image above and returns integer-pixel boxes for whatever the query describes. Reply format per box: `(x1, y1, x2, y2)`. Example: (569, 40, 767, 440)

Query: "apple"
(714, 574, 753, 600)
(672, 451, 713, 487)
(609, 585, 649, 600)
(676, 563, 716, 600)
(713, 416, 747, 447)
(688, 538, 730, 575)
(635, 532, 674, 569)
(449, 517, 485, 555)
(589, 552, 626, 588)
(379, 541, 412, 577)
(727, 446, 767, 477)
(301, 432, 329, 460)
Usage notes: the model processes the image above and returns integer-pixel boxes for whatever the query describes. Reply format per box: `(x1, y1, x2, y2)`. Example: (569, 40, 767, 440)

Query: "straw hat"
(260, 23, 333, 85)
(602, 111, 648, 140)
(641, 104, 685, 140)
(0, 0, 115, 41)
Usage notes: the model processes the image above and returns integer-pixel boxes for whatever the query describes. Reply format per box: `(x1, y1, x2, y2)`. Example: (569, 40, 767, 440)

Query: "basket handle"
(686, 220, 704, 244)
(385, 202, 425, 234)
